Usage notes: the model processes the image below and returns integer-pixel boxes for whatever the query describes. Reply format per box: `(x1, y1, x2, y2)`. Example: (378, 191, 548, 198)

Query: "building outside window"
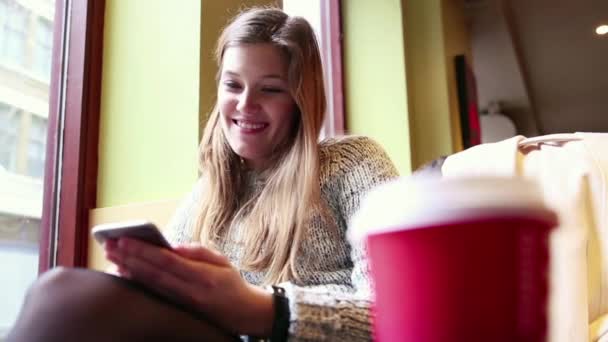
(0, 105, 47, 178)
(0, 0, 54, 337)
(0, 0, 28, 68)
(0, 103, 19, 172)
(34, 17, 52, 79)
(27, 114, 47, 178)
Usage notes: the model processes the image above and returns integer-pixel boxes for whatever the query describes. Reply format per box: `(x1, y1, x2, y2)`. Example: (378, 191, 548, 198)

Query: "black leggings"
(6, 267, 238, 342)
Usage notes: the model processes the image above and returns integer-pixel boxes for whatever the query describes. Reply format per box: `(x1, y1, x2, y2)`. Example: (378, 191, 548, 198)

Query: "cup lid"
(348, 176, 552, 243)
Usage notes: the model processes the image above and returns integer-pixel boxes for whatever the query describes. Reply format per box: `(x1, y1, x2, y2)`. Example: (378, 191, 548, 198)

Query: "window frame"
(38, 0, 105, 272)
(319, 0, 345, 136)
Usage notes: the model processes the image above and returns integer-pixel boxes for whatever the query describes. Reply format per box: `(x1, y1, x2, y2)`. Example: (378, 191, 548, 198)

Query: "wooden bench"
(87, 199, 180, 271)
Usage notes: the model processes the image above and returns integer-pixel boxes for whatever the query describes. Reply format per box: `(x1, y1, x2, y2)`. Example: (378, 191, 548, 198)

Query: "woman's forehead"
(221, 44, 289, 78)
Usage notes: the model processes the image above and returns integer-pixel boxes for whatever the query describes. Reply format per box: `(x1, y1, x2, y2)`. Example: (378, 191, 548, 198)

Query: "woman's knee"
(24, 267, 121, 314)
(27, 267, 85, 302)
(11, 267, 236, 342)
(30, 266, 74, 291)
(9, 268, 128, 341)
(23, 267, 76, 306)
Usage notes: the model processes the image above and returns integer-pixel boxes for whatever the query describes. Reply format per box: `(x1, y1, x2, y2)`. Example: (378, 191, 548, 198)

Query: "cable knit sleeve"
(281, 136, 400, 341)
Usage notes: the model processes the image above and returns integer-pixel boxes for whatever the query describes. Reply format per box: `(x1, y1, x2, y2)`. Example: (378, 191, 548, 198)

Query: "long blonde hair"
(194, 8, 326, 285)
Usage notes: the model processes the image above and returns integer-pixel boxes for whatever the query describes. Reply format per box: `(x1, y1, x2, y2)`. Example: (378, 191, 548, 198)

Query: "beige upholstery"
(442, 133, 608, 342)
(87, 199, 180, 271)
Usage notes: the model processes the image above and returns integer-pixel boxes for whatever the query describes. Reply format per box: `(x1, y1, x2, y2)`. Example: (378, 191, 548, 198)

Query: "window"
(0, 218, 39, 338)
(0, 0, 28, 67)
(0, 103, 19, 172)
(0, 0, 121, 336)
(0, 0, 53, 336)
(27, 115, 47, 178)
(0, 106, 48, 178)
(35, 18, 53, 79)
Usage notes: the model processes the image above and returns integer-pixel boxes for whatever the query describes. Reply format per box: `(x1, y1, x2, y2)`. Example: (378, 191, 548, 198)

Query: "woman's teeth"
(235, 120, 266, 130)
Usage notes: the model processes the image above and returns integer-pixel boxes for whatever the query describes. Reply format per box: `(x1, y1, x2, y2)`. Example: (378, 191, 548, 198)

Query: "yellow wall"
(441, 0, 472, 153)
(402, 0, 471, 170)
(92, 1, 471, 270)
(91, 0, 277, 270)
(97, 0, 470, 205)
(342, 0, 470, 173)
(403, 0, 450, 170)
(98, 0, 278, 208)
(342, 0, 412, 175)
(98, 0, 201, 207)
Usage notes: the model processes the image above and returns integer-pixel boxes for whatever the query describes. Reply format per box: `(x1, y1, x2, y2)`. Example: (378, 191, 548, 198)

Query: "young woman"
(8, 7, 398, 341)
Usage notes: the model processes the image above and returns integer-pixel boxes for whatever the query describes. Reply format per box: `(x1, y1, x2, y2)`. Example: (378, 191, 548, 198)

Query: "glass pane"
(27, 115, 47, 178)
(0, 0, 55, 337)
(0, 0, 27, 67)
(0, 104, 19, 172)
(35, 18, 53, 79)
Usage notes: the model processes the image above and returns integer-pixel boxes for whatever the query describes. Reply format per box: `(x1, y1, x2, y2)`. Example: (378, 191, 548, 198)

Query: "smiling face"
(218, 43, 298, 171)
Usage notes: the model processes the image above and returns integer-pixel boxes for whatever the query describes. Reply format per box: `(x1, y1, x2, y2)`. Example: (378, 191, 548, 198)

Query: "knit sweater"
(165, 135, 399, 341)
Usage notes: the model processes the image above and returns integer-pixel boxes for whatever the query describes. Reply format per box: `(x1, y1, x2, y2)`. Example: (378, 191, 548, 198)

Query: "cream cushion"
(87, 199, 180, 271)
(442, 133, 608, 342)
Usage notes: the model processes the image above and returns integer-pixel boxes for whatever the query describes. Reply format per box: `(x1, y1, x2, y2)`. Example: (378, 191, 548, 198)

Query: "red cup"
(350, 177, 557, 342)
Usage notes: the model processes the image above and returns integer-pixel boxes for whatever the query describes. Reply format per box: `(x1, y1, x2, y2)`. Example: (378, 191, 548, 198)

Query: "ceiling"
(466, 0, 608, 135)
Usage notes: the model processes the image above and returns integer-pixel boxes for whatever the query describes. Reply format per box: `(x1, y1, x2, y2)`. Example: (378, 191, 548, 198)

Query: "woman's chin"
(231, 150, 266, 169)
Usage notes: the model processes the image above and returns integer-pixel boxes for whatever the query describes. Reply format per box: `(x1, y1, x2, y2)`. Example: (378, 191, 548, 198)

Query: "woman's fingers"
(173, 244, 231, 266)
(106, 237, 262, 335)
(107, 237, 247, 317)
(110, 242, 193, 300)
(117, 250, 202, 306)
(115, 238, 193, 282)
(114, 238, 226, 290)
(116, 264, 132, 278)
(104, 250, 131, 278)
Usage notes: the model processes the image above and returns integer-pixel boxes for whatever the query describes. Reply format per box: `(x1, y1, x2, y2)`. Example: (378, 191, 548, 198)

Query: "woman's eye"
(261, 87, 284, 93)
(224, 81, 241, 90)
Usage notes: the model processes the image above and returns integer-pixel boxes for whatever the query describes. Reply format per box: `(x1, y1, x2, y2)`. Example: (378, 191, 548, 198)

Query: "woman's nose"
(236, 90, 261, 113)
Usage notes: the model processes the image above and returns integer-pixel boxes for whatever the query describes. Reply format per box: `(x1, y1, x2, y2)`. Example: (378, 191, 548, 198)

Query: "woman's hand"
(104, 238, 274, 336)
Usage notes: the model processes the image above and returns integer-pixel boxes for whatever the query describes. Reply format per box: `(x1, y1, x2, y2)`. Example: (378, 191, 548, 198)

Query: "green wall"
(342, 0, 412, 175)
(96, 0, 469, 206)
(98, 0, 278, 207)
(403, 0, 466, 169)
(97, 0, 201, 207)
(441, 0, 472, 153)
(402, 0, 452, 169)
(342, 0, 470, 173)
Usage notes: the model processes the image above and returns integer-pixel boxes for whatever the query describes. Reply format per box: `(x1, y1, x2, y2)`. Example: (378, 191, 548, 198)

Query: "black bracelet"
(270, 285, 290, 342)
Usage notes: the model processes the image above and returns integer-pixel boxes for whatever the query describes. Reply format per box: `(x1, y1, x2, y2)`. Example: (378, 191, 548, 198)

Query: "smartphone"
(92, 220, 172, 249)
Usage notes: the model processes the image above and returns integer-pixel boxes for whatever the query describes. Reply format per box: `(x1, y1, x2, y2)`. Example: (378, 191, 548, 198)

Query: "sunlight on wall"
(98, 0, 201, 207)
(342, 0, 412, 175)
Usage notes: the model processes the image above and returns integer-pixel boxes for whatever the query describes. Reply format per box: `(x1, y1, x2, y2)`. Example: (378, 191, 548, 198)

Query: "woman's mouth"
(233, 119, 269, 133)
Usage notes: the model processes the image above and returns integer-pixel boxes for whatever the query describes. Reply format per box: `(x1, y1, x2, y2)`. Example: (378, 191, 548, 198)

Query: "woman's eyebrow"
(261, 74, 285, 80)
(223, 70, 285, 80)
(222, 70, 240, 78)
